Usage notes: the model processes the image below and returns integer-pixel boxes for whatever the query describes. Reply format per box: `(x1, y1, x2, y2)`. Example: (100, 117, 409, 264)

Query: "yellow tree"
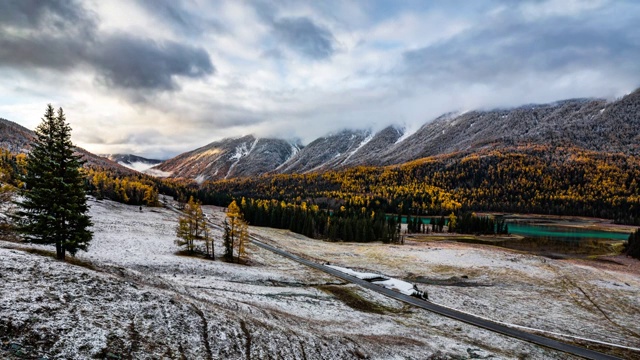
(175, 196, 208, 254)
(225, 200, 249, 262)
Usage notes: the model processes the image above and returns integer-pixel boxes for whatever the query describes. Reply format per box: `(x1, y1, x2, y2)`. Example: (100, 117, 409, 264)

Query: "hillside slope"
(151, 135, 299, 181)
(0, 118, 137, 175)
(0, 198, 566, 359)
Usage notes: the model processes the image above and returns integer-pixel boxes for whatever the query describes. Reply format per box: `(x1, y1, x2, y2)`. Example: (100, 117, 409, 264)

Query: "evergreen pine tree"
(625, 228, 640, 259)
(223, 218, 233, 261)
(14, 105, 92, 261)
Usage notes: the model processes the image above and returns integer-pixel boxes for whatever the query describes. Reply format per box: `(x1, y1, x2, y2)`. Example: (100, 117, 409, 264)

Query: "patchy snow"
(274, 142, 302, 171)
(225, 138, 259, 179)
(326, 265, 389, 281)
(394, 125, 415, 144)
(326, 265, 422, 297)
(194, 174, 206, 184)
(340, 131, 374, 165)
(371, 278, 417, 296)
(250, 226, 640, 352)
(0, 199, 570, 359)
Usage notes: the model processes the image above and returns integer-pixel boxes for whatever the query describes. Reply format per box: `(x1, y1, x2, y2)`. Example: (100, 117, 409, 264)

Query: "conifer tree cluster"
(455, 213, 509, 235)
(85, 168, 159, 206)
(13, 105, 92, 261)
(239, 198, 401, 243)
(625, 228, 640, 259)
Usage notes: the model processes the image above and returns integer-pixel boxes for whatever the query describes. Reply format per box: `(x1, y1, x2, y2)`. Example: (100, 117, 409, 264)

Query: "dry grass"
(317, 285, 395, 314)
(10, 246, 98, 271)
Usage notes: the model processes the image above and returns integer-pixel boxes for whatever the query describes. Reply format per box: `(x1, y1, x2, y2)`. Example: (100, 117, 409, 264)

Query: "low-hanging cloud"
(402, 7, 640, 86)
(2, 0, 640, 159)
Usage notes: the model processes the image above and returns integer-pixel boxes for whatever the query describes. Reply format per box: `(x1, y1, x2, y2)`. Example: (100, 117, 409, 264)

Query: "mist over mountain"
(151, 88, 640, 181)
(101, 154, 163, 172)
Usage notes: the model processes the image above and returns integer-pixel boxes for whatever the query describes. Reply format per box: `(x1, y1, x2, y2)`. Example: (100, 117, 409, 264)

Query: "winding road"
(249, 236, 623, 360)
(176, 202, 625, 360)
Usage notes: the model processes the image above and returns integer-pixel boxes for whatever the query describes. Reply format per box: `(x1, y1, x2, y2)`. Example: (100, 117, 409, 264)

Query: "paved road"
(187, 204, 622, 359)
(249, 237, 623, 360)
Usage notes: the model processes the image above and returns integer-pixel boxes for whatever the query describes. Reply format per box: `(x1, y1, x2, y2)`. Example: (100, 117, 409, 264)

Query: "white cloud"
(1, 0, 639, 159)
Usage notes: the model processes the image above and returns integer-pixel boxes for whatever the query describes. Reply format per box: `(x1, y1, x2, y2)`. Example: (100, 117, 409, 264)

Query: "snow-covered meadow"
(1, 198, 637, 359)
(249, 225, 640, 353)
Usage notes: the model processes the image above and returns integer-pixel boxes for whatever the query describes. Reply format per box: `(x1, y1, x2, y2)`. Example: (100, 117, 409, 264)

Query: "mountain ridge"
(0, 118, 137, 175)
(152, 88, 640, 180)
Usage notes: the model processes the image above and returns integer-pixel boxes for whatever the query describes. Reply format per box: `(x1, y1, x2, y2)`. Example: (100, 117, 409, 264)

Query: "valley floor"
(0, 199, 638, 359)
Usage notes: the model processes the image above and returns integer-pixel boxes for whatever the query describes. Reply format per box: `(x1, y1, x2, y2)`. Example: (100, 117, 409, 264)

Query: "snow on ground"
(0, 198, 574, 359)
(250, 226, 640, 351)
(326, 265, 389, 280)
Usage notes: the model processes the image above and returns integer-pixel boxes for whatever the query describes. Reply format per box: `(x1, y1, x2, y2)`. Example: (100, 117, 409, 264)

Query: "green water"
(507, 223, 629, 241)
(478, 219, 629, 257)
(390, 214, 631, 257)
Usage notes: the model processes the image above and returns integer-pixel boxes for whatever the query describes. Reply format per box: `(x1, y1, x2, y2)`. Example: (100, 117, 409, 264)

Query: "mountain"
(101, 154, 163, 172)
(373, 91, 640, 165)
(0, 118, 136, 175)
(150, 135, 300, 181)
(155, 89, 640, 181)
(337, 125, 405, 168)
(277, 129, 371, 173)
(0, 118, 33, 154)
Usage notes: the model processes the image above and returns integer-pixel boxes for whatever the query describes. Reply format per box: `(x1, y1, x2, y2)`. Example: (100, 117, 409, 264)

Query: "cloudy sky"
(1, 0, 639, 159)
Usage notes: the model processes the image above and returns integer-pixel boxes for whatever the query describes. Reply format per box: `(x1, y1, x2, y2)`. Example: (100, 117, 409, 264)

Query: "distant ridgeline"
(0, 148, 161, 207)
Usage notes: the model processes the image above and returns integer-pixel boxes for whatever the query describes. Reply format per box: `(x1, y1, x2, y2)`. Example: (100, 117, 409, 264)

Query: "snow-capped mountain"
(373, 88, 640, 165)
(101, 154, 163, 172)
(276, 129, 371, 173)
(150, 135, 300, 181)
(154, 88, 640, 180)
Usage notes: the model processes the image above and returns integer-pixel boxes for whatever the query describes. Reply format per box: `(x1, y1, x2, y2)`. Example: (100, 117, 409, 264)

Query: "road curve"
(249, 237, 622, 360)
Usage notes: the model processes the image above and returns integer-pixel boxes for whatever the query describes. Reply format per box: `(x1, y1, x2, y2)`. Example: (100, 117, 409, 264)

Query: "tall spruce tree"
(14, 105, 92, 260)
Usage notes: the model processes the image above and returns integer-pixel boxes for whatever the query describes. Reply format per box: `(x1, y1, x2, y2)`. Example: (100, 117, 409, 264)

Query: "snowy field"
(248, 224, 640, 353)
(0, 198, 637, 359)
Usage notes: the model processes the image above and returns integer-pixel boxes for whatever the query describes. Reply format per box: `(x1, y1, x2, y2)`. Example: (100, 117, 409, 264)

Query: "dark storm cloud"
(402, 9, 640, 84)
(0, 0, 93, 31)
(0, 0, 95, 70)
(90, 35, 214, 91)
(0, 32, 85, 70)
(272, 17, 336, 60)
(0, 0, 214, 92)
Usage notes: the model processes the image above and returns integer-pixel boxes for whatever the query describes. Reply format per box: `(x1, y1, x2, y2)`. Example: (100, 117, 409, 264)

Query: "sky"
(1, 0, 639, 159)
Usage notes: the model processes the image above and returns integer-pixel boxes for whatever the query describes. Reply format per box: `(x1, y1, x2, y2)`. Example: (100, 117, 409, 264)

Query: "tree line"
(197, 145, 640, 225)
(238, 197, 402, 243)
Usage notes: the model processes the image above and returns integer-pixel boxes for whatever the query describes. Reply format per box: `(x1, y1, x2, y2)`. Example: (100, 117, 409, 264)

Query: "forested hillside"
(198, 146, 640, 225)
